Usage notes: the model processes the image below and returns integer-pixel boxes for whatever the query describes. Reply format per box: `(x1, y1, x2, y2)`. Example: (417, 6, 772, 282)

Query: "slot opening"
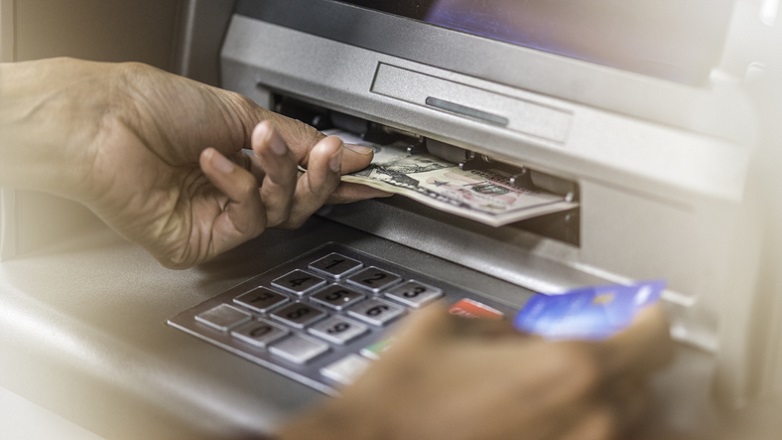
(272, 94, 580, 246)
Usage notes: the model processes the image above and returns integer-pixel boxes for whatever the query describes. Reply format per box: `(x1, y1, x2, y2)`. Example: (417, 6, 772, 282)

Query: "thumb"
(340, 143, 375, 174)
(599, 305, 674, 378)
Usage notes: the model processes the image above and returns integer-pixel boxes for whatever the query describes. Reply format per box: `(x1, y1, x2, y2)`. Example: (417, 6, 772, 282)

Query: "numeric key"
(272, 269, 326, 296)
(234, 287, 289, 312)
(231, 319, 289, 348)
(270, 302, 327, 329)
(309, 253, 363, 279)
(308, 316, 368, 345)
(346, 266, 401, 293)
(385, 280, 443, 308)
(195, 304, 252, 332)
(269, 334, 329, 365)
(310, 284, 366, 310)
(348, 298, 405, 326)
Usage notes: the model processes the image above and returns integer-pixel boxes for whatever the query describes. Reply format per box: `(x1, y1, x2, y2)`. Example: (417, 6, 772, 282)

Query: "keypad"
(168, 243, 514, 396)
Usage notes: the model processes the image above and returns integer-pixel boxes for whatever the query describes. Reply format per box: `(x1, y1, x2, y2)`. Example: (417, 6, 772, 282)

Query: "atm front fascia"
(1, 0, 782, 438)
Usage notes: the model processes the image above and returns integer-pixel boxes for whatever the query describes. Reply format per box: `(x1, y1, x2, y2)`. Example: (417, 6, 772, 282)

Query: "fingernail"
(270, 136, 288, 156)
(254, 121, 287, 156)
(209, 148, 235, 174)
(329, 149, 343, 173)
(344, 143, 373, 155)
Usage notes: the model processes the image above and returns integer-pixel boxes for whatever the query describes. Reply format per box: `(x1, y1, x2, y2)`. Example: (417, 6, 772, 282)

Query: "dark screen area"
(334, 0, 735, 84)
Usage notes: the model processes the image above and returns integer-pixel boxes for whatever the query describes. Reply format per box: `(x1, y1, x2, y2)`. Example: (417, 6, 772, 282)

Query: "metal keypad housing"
(168, 243, 514, 395)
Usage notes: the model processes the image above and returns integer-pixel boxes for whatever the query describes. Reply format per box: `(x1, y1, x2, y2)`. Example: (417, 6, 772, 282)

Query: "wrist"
(0, 58, 110, 201)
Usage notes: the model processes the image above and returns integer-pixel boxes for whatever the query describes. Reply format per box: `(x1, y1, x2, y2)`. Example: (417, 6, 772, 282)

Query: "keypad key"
(195, 304, 252, 332)
(310, 284, 366, 310)
(234, 287, 289, 313)
(385, 280, 443, 308)
(270, 302, 327, 329)
(309, 253, 363, 279)
(348, 298, 405, 326)
(360, 338, 395, 360)
(272, 269, 326, 296)
(231, 319, 288, 348)
(320, 354, 371, 386)
(346, 266, 402, 293)
(269, 334, 329, 365)
(308, 316, 368, 345)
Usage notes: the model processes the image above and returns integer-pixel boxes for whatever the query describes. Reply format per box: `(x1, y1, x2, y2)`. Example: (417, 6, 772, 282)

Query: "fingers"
(324, 144, 391, 204)
(556, 381, 649, 440)
(531, 305, 670, 439)
(391, 304, 453, 346)
(336, 304, 660, 440)
(260, 111, 325, 153)
(340, 143, 376, 174)
(260, 111, 375, 176)
(242, 120, 384, 230)
(240, 113, 386, 214)
(598, 305, 674, 379)
(557, 405, 618, 440)
(252, 121, 299, 226)
(250, 121, 346, 228)
(198, 147, 266, 255)
(607, 378, 649, 436)
(326, 182, 393, 205)
(282, 135, 345, 228)
(197, 117, 344, 261)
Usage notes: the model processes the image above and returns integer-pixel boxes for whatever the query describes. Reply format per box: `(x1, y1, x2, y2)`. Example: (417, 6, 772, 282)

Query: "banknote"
(328, 129, 577, 227)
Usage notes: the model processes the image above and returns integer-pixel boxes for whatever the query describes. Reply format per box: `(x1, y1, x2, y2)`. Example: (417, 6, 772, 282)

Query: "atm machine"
(1, 0, 781, 438)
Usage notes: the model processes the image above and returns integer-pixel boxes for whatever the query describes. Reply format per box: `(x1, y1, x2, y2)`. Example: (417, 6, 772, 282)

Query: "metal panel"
(232, 0, 754, 144)
(371, 63, 572, 143)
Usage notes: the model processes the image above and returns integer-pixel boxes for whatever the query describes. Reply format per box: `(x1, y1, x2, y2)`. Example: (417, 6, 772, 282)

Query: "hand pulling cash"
(328, 129, 577, 227)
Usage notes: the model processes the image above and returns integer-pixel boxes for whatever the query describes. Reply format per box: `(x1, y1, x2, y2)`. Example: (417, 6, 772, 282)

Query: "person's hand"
(5, 58, 386, 268)
(278, 304, 673, 440)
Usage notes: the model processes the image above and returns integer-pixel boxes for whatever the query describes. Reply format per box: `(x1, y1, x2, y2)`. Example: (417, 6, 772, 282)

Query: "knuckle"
(276, 210, 310, 230)
(276, 117, 323, 148)
(234, 173, 259, 196)
(268, 209, 293, 229)
(228, 90, 258, 112)
(280, 217, 307, 230)
(294, 118, 321, 140)
(233, 208, 267, 239)
(158, 251, 194, 270)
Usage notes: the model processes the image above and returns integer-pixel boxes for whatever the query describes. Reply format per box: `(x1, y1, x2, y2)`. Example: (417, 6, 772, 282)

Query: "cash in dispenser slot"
(272, 94, 580, 246)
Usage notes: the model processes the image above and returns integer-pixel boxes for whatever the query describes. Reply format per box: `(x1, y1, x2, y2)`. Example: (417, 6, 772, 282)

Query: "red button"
(448, 298, 504, 320)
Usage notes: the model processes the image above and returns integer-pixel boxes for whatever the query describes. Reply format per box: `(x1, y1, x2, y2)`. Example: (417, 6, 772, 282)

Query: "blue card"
(513, 280, 664, 340)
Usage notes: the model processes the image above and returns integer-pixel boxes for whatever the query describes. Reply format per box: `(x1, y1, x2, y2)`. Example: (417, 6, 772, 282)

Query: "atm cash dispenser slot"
(271, 94, 581, 246)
